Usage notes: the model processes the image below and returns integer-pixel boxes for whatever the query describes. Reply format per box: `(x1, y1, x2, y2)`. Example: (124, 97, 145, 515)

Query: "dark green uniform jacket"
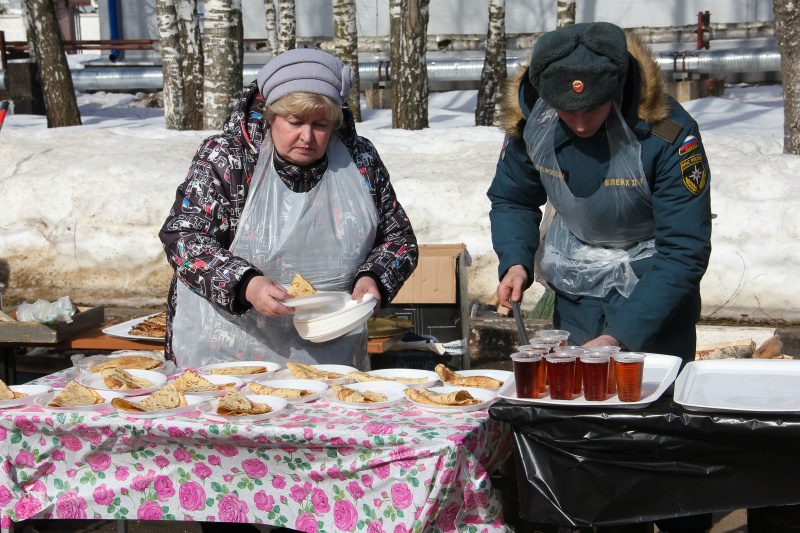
(488, 34, 712, 361)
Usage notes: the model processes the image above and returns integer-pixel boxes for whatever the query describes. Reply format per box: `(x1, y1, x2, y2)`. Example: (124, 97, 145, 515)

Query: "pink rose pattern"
(0, 375, 509, 533)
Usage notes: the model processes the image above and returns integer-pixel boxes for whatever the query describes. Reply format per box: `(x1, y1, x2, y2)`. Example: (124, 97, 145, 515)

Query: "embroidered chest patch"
(680, 154, 707, 195)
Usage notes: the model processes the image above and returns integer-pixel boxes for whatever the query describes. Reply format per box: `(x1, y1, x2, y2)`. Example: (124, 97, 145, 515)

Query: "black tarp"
(489, 393, 800, 527)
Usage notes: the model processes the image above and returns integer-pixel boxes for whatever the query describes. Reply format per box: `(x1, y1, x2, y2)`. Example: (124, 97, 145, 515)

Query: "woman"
(159, 49, 418, 371)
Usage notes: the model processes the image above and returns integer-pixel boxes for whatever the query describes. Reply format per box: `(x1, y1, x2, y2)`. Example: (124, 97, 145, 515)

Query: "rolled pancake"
(403, 387, 480, 406)
(434, 364, 503, 388)
(101, 367, 155, 390)
(246, 382, 312, 398)
(332, 384, 386, 403)
(209, 365, 267, 376)
(287, 362, 343, 380)
(346, 371, 428, 384)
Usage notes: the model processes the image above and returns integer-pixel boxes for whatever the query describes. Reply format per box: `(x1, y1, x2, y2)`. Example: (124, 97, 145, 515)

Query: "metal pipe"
(0, 49, 782, 92)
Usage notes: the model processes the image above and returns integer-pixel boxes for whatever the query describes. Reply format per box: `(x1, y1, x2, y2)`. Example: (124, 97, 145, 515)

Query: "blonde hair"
(265, 92, 343, 128)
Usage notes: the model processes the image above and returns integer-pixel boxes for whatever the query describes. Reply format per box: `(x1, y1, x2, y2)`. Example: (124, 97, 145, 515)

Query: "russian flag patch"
(679, 135, 699, 156)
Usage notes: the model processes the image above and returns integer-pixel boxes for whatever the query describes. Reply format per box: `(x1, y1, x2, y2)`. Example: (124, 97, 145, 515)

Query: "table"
(489, 393, 800, 528)
(0, 370, 513, 532)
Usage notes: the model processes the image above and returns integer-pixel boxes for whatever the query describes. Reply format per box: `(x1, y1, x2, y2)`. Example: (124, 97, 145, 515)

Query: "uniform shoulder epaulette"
(650, 118, 683, 144)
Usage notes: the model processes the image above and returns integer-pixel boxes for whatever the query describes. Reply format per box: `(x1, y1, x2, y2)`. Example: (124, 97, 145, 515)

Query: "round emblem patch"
(572, 80, 584, 93)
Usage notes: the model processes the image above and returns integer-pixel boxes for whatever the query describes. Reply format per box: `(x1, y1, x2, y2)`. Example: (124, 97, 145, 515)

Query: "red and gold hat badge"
(572, 80, 584, 93)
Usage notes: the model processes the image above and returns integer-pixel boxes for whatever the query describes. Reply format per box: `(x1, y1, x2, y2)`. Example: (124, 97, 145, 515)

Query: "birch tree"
(203, 0, 244, 129)
(475, 0, 505, 126)
(390, 0, 430, 130)
(156, 0, 203, 130)
(333, 0, 361, 121)
(557, 0, 576, 28)
(264, 0, 279, 57)
(277, 0, 296, 53)
(24, 0, 81, 127)
(774, 0, 800, 155)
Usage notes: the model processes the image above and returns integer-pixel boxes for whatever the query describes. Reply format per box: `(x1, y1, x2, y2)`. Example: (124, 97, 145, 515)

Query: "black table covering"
(489, 392, 800, 527)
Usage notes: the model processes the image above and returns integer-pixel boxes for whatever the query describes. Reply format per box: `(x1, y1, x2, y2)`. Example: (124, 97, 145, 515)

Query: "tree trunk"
(24, 0, 81, 128)
(333, 0, 361, 121)
(277, 0, 296, 53)
(156, 0, 187, 130)
(476, 0, 505, 126)
(774, 0, 800, 155)
(202, 0, 243, 130)
(557, 0, 576, 28)
(390, 0, 430, 130)
(21, 0, 37, 63)
(176, 0, 203, 130)
(264, 0, 279, 57)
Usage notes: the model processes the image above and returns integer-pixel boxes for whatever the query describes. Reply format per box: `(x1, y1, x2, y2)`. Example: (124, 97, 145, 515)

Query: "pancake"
(48, 380, 104, 407)
(434, 364, 504, 388)
(287, 273, 317, 298)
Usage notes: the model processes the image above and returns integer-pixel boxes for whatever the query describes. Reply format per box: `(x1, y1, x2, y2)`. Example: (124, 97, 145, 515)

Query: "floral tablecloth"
(0, 370, 513, 533)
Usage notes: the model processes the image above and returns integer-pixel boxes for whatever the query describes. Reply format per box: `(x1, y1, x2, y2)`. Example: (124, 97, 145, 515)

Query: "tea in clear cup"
(615, 352, 646, 402)
(585, 345, 622, 396)
(538, 329, 570, 347)
(511, 353, 543, 399)
(544, 354, 576, 400)
(553, 346, 586, 396)
(520, 343, 551, 393)
(579, 352, 610, 401)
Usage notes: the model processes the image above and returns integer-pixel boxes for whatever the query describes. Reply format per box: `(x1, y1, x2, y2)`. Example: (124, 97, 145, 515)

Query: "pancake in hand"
(332, 384, 386, 403)
(173, 369, 235, 392)
(0, 379, 26, 401)
(287, 361, 343, 380)
(209, 365, 267, 376)
(111, 383, 187, 412)
(101, 367, 155, 390)
(404, 387, 481, 406)
(346, 371, 428, 385)
(216, 390, 272, 416)
(90, 355, 163, 373)
(434, 364, 504, 388)
(48, 380, 104, 407)
(246, 382, 313, 398)
(287, 273, 317, 298)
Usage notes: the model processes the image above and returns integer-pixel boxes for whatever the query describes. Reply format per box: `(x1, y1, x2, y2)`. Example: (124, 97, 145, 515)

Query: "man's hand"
(583, 335, 623, 348)
(245, 276, 294, 316)
(352, 276, 381, 316)
(496, 264, 529, 309)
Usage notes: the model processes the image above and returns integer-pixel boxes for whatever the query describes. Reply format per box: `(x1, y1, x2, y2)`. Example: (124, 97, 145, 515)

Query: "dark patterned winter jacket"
(159, 81, 418, 359)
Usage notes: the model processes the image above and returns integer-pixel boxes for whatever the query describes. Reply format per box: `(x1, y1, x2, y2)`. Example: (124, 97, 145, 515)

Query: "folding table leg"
(117, 519, 128, 533)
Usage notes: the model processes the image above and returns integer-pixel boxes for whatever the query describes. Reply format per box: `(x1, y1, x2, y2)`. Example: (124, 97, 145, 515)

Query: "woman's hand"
(245, 276, 295, 316)
(497, 265, 529, 309)
(352, 276, 381, 316)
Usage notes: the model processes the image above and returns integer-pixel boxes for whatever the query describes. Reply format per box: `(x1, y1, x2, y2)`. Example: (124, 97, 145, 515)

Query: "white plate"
(294, 294, 375, 322)
(101, 313, 165, 341)
(113, 395, 207, 419)
(273, 364, 358, 385)
(281, 291, 350, 312)
(440, 369, 512, 391)
(321, 381, 407, 410)
(674, 359, 800, 413)
(175, 374, 245, 398)
(497, 353, 681, 409)
(295, 302, 375, 335)
(197, 361, 281, 382)
(34, 389, 123, 411)
(302, 312, 373, 343)
(365, 368, 440, 389)
(200, 394, 288, 423)
(404, 386, 498, 413)
(0, 385, 53, 408)
(243, 378, 328, 403)
(78, 369, 168, 397)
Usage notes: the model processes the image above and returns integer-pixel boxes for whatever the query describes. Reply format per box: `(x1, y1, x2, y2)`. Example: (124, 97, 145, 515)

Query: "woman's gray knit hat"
(529, 22, 629, 112)
(257, 49, 356, 107)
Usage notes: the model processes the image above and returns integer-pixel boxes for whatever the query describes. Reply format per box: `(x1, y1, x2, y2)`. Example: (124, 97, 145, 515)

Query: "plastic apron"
(172, 133, 379, 369)
(523, 99, 656, 298)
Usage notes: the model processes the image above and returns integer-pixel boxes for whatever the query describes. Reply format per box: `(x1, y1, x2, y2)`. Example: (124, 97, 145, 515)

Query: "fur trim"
(495, 32, 669, 137)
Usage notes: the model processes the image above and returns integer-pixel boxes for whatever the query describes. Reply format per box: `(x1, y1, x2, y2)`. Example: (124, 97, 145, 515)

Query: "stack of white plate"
(294, 294, 376, 343)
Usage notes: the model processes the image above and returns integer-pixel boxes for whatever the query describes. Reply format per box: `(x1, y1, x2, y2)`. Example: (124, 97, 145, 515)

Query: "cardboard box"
(378, 244, 470, 369)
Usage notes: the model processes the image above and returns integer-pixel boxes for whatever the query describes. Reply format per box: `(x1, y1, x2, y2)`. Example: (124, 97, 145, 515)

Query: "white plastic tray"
(674, 359, 800, 413)
(497, 353, 681, 409)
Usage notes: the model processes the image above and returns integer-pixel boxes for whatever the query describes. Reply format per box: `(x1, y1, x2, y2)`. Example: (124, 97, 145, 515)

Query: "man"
(488, 21, 712, 533)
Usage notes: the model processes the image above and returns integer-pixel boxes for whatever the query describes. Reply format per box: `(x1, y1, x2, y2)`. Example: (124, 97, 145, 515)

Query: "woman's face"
(555, 101, 613, 138)
(270, 109, 334, 166)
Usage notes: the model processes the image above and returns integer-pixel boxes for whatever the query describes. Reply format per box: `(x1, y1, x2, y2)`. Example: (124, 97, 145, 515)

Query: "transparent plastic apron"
(172, 133, 379, 369)
(524, 99, 656, 298)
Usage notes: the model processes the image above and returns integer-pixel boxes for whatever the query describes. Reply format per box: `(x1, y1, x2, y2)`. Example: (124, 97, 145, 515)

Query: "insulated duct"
(0, 49, 782, 92)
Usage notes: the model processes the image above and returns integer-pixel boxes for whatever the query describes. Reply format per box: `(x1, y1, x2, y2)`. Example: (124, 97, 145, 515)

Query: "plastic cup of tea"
(553, 346, 586, 396)
(511, 353, 543, 399)
(538, 330, 570, 347)
(584, 345, 622, 396)
(579, 353, 610, 401)
(615, 352, 646, 402)
(519, 344, 551, 393)
(544, 354, 576, 400)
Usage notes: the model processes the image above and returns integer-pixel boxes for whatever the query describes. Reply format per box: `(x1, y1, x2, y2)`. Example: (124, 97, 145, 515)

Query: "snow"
(0, 53, 798, 323)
